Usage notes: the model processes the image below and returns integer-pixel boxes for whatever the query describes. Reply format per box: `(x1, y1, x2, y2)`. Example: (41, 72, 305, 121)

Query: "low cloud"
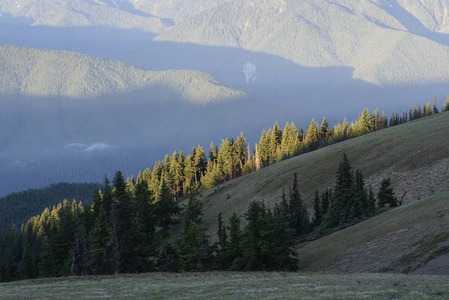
(66, 142, 111, 152)
(84, 143, 111, 152)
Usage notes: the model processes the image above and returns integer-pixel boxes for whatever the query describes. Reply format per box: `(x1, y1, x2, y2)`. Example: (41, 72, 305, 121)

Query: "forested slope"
(0, 183, 99, 231)
(197, 111, 449, 236)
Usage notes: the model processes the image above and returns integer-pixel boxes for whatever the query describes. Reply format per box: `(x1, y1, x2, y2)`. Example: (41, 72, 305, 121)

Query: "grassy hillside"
(198, 111, 449, 240)
(1, 272, 448, 299)
(297, 192, 449, 274)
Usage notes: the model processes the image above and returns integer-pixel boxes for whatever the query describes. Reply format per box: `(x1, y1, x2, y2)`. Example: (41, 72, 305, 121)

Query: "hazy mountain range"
(0, 0, 448, 195)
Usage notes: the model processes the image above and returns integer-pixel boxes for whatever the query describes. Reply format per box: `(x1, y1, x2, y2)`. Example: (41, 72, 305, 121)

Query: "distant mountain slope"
(157, 0, 449, 83)
(197, 112, 449, 238)
(129, 0, 228, 24)
(397, 0, 449, 33)
(0, 44, 309, 195)
(0, 0, 167, 33)
(0, 44, 244, 101)
(154, 0, 449, 114)
(0, 0, 229, 30)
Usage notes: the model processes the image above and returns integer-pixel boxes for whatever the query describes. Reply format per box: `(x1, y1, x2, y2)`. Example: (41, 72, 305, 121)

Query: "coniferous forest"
(0, 97, 447, 281)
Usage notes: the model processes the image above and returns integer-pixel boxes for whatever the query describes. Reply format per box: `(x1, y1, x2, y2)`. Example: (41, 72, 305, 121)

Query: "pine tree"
(380, 112, 388, 129)
(443, 96, 449, 112)
(377, 178, 398, 208)
(280, 122, 291, 158)
(233, 133, 248, 176)
(235, 201, 297, 271)
(373, 108, 380, 131)
(178, 222, 201, 271)
(154, 179, 179, 234)
(303, 119, 320, 151)
(268, 122, 282, 163)
(18, 239, 35, 280)
(424, 103, 433, 117)
(109, 171, 135, 274)
(218, 138, 234, 180)
(200, 159, 221, 190)
(2, 248, 17, 282)
(321, 188, 331, 217)
(194, 145, 207, 184)
(88, 204, 111, 275)
(130, 179, 155, 272)
(38, 238, 55, 278)
(49, 200, 76, 276)
(209, 142, 218, 162)
(359, 108, 374, 134)
(157, 244, 181, 272)
(71, 215, 89, 276)
(181, 193, 203, 229)
(350, 170, 365, 220)
(222, 213, 241, 270)
(433, 96, 440, 114)
(322, 154, 356, 229)
(413, 106, 420, 120)
(258, 129, 271, 167)
(320, 117, 330, 145)
(288, 173, 310, 236)
(178, 194, 212, 272)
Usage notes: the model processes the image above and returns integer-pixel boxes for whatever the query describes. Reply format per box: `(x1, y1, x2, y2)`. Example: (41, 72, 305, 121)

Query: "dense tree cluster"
(0, 183, 98, 231)
(125, 99, 447, 204)
(0, 172, 301, 280)
(0, 154, 402, 281)
(1, 96, 442, 281)
(0, 172, 180, 281)
(319, 154, 377, 231)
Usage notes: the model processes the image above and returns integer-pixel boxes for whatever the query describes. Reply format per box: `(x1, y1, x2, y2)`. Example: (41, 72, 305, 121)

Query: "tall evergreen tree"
(38, 238, 55, 278)
(322, 154, 356, 230)
(312, 190, 322, 228)
(71, 215, 89, 276)
(109, 171, 135, 274)
(19, 239, 35, 280)
(377, 178, 398, 208)
(359, 108, 374, 134)
(424, 103, 433, 117)
(2, 248, 17, 282)
(154, 179, 179, 234)
(288, 173, 310, 236)
(178, 194, 212, 272)
(433, 96, 439, 114)
(321, 117, 330, 145)
(222, 213, 241, 270)
(303, 119, 320, 151)
(130, 179, 155, 272)
(258, 129, 271, 167)
(443, 96, 449, 112)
